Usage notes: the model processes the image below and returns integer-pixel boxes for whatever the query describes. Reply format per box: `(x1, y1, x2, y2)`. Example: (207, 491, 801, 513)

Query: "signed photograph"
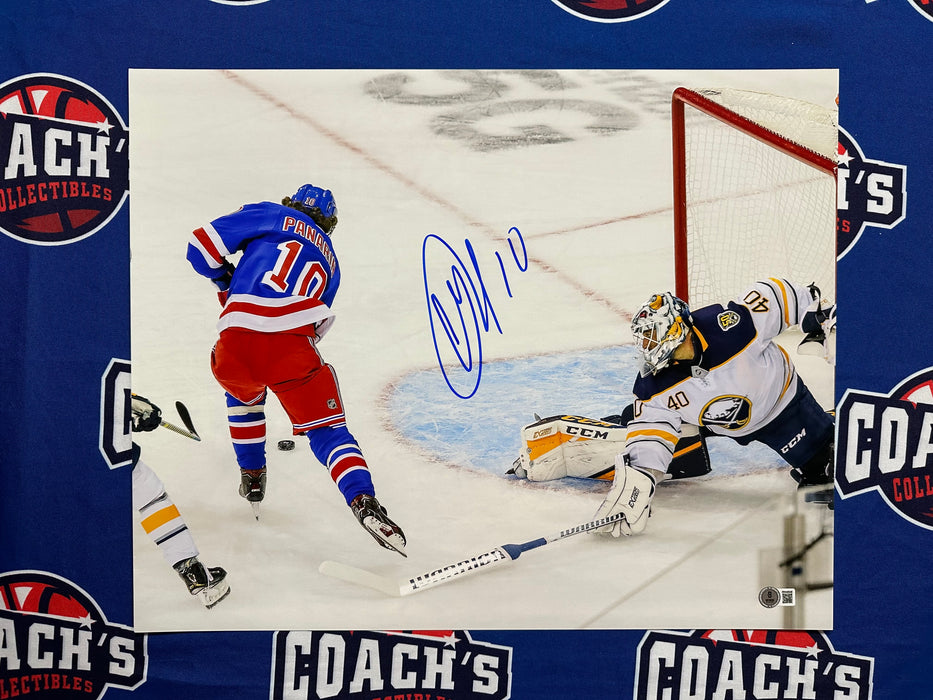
(129, 68, 838, 632)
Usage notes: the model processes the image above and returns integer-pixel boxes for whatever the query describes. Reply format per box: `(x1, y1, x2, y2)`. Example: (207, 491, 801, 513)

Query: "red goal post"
(671, 87, 838, 309)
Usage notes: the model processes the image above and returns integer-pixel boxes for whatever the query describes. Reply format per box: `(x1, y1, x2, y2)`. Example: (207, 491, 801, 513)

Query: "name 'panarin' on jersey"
(626, 279, 813, 473)
(186, 201, 341, 337)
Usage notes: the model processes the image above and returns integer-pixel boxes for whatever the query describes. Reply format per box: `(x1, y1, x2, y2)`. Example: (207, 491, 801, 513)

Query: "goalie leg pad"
(515, 415, 627, 482)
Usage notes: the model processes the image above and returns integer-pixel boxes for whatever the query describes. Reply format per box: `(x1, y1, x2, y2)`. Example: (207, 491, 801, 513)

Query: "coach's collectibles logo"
(0, 73, 129, 245)
(0, 570, 147, 698)
(635, 630, 874, 699)
(550, 0, 672, 23)
(837, 367, 933, 529)
(836, 127, 906, 260)
(270, 629, 512, 700)
(907, 0, 933, 21)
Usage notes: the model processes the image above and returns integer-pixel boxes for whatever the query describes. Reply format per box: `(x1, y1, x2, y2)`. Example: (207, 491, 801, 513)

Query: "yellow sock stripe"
(140, 505, 182, 534)
(627, 427, 679, 447)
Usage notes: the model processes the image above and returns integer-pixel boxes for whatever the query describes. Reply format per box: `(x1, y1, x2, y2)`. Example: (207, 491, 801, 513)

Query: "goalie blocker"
(508, 408, 711, 483)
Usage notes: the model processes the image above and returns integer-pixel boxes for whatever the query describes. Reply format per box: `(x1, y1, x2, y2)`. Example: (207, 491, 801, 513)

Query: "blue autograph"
(422, 227, 528, 399)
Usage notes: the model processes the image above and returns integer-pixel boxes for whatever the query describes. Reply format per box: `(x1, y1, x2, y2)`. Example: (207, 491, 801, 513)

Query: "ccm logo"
(781, 428, 806, 454)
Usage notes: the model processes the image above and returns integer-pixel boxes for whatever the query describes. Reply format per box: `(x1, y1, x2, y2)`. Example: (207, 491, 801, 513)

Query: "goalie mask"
(632, 292, 692, 375)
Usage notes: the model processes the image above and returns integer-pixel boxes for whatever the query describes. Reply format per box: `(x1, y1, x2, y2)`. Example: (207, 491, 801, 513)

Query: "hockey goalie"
(508, 279, 836, 538)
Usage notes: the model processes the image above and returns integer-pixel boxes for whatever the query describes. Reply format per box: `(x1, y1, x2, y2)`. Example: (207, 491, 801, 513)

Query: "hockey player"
(131, 394, 230, 608)
(591, 279, 836, 537)
(185, 183, 406, 557)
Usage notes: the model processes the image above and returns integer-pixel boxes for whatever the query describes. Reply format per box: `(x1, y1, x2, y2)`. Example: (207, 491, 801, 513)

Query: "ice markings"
(422, 227, 528, 399)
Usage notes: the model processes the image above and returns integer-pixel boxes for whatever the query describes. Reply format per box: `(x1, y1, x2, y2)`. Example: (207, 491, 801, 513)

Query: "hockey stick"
(174, 401, 200, 440)
(319, 511, 627, 597)
(158, 402, 200, 441)
(159, 419, 200, 441)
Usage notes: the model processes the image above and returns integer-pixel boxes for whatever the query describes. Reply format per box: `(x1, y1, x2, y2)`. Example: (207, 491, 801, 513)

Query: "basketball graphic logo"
(0, 73, 129, 245)
(0, 570, 147, 698)
(907, 0, 933, 21)
(270, 629, 512, 700)
(635, 629, 873, 699)
(836, 127, 906, 260)
(550, 0, 672, 23)
(837, 367, 933, 529)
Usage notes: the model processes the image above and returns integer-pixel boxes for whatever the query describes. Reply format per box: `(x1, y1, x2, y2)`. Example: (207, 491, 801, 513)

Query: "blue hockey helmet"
(285, 184, 338, 234)
(631, 292, 692, 375)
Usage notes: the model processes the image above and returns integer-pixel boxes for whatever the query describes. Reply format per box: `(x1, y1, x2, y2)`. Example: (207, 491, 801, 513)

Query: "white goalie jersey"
(624, 279, 815, 475)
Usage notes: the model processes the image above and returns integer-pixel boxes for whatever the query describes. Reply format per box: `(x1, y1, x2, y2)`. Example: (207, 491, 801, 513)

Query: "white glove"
(592, 458, 657, 537)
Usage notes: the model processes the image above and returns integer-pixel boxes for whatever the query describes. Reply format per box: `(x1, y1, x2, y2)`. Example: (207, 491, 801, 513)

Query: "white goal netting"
(673, 88, 838, 308)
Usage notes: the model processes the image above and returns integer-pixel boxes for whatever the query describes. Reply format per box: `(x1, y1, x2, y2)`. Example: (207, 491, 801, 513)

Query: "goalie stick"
(319, 511, 627, 597)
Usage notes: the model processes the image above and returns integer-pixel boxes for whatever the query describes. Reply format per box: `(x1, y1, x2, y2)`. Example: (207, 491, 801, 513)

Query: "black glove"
(211, 260, 237, 292)
(131, 394, 162, 432)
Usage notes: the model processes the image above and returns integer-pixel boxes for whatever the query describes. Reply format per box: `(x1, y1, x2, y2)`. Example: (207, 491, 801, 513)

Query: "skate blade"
(250, 501, 262, 521)
(197, 580, 231, 609)
(364, 516, 407, 557)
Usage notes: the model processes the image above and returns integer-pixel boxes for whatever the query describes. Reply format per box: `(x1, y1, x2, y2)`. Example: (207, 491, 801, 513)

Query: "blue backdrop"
(1, 1, 930, 698)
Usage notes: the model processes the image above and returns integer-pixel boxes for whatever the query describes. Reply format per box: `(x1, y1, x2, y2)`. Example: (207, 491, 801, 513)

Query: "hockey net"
(672, 87, 838, 308)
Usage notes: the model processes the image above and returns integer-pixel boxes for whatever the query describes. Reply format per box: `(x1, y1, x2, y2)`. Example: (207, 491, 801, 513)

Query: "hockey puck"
(277, 439, 296, 451)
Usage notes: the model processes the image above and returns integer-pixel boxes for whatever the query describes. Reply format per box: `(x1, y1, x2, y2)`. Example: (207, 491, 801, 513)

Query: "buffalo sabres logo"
(701, 396, 751, 430)
(837, 366, 933, 529)
(0, 73, 129, 245)
(837, 127, 906, 260)
(717, 310, 741, 331)
(549, 0, 672, 23)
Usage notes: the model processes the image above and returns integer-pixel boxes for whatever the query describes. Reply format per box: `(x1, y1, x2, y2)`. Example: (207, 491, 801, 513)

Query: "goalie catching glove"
(592, 458, 658, 537)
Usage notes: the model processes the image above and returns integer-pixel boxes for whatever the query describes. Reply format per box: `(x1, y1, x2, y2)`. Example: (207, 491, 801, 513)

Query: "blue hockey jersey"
(187, 201, 341, 338)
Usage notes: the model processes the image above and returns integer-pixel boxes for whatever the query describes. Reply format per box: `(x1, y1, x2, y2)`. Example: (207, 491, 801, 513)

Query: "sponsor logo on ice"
(0, 73, 129, 245)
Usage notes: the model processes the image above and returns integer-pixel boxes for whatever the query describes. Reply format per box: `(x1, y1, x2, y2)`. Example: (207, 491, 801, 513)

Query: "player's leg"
(272, 352, 406, 556)
(211, 331, 270, 510)
(225, 392, 268, 506)
(741, 380, 834, 505)
(132, 450, 230, 607)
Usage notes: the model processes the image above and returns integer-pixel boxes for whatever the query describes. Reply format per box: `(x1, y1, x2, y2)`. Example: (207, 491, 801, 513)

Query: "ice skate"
(174, 557, 231, 609)
(350, 494, 407, 557)
(238, 467, 266, 520)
